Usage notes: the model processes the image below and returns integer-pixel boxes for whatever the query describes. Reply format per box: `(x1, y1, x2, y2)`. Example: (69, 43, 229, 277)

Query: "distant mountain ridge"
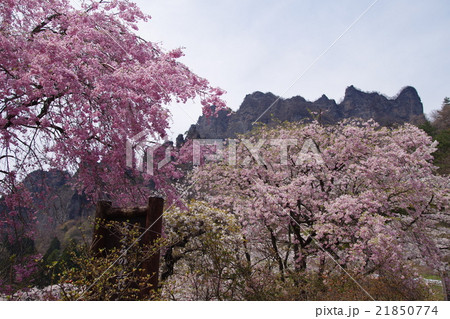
(187, 86, 425, 139)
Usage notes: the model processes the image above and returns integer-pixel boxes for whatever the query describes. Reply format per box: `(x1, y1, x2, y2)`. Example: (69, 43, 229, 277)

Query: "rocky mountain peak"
(397, 86, 420, 99)
(187, 86, 425, 139)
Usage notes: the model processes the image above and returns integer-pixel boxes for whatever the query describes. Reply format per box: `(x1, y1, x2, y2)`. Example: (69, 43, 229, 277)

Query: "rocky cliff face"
(20, 169, 93, 222)
(187, 86, 425, 139)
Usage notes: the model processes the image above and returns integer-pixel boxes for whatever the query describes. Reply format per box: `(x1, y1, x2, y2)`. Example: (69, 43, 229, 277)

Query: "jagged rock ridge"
(20, 169, 93, 221)
(187, 86, 424, 139)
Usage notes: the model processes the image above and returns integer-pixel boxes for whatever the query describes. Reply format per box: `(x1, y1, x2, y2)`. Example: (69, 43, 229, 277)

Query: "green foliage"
(419, 119, 436, 136)
(56, 220, 163, 301)
(33, 237, 82, 288)
(43, 237, 61, 260)
(2, 236, 36, 257)
(0, 236, 37, 292)
(421, 97, 450, 174)
(161, 201, 245, 300)
(433, 129, 450, 174)
(58, 219, 93, 247)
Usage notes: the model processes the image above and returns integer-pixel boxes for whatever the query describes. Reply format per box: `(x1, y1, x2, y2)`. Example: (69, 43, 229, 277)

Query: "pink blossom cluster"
(1, 0, 226, 291)
(193, 120, 449, 282)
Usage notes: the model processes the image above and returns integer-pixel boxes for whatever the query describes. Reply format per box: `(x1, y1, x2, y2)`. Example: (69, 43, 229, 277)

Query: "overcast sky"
(131, 0, 450, 138)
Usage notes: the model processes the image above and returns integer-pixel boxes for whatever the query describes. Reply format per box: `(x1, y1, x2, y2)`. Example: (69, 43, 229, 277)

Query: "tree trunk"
(440, 270, 450, 301)
(268, 227, 284, 281)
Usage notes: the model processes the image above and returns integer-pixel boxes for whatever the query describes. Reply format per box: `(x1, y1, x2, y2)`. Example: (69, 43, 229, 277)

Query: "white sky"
(133, 0, 450, 138)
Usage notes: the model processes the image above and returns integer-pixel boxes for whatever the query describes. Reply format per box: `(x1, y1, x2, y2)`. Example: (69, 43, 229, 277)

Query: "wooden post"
(90, 200, 112, 256)
(142, 197, 164, 294)
(90, 197, 164, 298)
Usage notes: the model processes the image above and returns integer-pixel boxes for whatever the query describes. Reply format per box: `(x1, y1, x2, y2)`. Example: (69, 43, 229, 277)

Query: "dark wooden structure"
(91, 197, 164, 296)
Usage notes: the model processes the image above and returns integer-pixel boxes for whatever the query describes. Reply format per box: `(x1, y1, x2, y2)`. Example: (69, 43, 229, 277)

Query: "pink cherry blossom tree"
(0, 0, 225, 292)
(193, 120, 449, 299)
